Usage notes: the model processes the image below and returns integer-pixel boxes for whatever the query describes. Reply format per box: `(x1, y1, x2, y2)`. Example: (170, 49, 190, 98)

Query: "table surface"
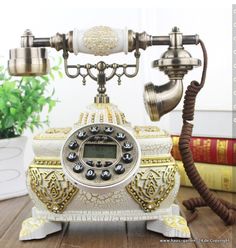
(0, 187, 235, 248)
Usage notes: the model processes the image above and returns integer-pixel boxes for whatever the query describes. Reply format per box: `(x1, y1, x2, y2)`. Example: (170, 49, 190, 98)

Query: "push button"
(68, 140, 79, 150)
(86, 169, 96, 180)
(77, 131, 87, 140)
(86, 160, 94, 167)
(104, 126, 114, 134)
(101, 170, 111, 180)
(90, 126, 99, 134)
(96, 161, 102, 167)
(104, 161, 113, 167)
(116, 132, 126, 141)
(67, 152, 77, 162)
(122, 153, 133, 163)
(123, 142, 133, 151)
(73, 162, 84, 173)
(114, 164, 125, 174)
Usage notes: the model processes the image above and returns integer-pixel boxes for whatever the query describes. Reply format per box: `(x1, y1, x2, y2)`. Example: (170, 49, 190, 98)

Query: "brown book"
(172, 136, 236, 165)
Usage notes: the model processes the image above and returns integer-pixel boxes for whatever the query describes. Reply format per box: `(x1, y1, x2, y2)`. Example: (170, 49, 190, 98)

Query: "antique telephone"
(8, 26, 236, 240)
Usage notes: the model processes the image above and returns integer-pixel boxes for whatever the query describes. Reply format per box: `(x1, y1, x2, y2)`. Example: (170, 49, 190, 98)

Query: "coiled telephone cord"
(179, 39, 236, 225)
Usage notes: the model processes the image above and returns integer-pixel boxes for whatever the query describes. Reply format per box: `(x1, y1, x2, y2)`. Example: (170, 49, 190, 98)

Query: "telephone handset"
(8, 25, 236, 240)
(61, 123, 141, 193)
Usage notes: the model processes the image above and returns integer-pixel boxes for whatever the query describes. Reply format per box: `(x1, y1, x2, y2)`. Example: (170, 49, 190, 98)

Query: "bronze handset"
(7, 26, 235, 240)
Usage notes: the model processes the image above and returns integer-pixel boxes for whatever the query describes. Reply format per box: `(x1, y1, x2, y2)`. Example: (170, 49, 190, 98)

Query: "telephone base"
(19, 204, 190, 240)
(146, 216, 190, 238)
(19, 217, 62, 240)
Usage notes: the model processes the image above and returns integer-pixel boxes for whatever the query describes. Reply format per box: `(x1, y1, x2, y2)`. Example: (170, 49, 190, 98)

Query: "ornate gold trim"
(126, 165, 177, 212)
(134, 126, 169, 139)
(31, 157, 61, 168)
(34, 128, 72, 140)
(140, 156, 175, 167)
(29, 157, 177, 213)
(29, 164, 78, 213)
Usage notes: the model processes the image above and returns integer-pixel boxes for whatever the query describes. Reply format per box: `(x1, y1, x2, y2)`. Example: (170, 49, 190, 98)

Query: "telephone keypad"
(61, 123, 140, 192)
(86, 169, 96, 180)
(123, 141, 133, 151)
(86, 160, 94, 167)
(67, 152, 77, 162)
(104, 161, 113, 167)
(101, 170, 112, 180)
(90, 126, 99, 134)
(122, 153, 133, 163)
(68, 140, 79, 150)
(104, 126, 114, 134)
(114, 164, 125, 174)
(73, 162, 84, 173)
(116, 132, 126, 141)
(77, 131, 87, 140)
(96, 161, 102, 167)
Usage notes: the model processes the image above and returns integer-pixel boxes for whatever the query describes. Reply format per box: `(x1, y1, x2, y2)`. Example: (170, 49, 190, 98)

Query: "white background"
(0, 1, 232, 133)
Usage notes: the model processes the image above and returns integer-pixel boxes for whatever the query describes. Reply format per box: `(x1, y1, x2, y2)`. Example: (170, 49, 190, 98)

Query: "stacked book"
(172, 136, 236, 192)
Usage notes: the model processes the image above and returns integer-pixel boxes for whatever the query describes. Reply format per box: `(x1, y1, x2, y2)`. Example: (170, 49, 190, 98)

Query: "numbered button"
(77, 131, 87, 140)
(116, 132, 126, 141)
(101, 170, 111, 180)
(123, 142, 133, 151)
(86, 169, 96, 180)
(114, 164, 125, 174)
(122, 153, 133, 163)
(68, 140, 78, 150)
(104, 126, 114, 134)
(90, 126, 99, 134)
(73, 162, 84, 173)
(67, 152, 77, 162)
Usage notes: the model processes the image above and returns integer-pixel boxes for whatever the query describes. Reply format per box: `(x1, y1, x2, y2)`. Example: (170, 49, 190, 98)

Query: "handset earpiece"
(143, 27, 201, 121)
(8, 30, 50, 76)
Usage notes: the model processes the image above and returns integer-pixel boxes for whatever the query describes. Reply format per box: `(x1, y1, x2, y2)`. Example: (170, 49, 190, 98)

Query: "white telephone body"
(8, 26, 202, 240)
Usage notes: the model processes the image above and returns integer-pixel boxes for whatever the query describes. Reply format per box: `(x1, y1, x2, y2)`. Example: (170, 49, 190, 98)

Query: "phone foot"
(19, 217, 62, 240)
(146, 215, 191, 238)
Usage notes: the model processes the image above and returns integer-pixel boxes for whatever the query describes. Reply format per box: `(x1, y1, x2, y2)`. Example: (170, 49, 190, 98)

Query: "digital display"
(83, 144, 117, 159)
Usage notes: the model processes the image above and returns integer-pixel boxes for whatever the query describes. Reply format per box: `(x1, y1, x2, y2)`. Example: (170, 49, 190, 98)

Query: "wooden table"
(0, 187, 235, 248)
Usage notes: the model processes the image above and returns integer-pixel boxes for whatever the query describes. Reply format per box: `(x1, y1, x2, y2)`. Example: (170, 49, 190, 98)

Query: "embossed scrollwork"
(29, 166, 78, 213)
(126, 165, 177, 212)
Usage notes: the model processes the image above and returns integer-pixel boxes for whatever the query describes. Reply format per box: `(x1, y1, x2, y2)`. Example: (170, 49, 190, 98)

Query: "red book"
(171, 136, 236, 165)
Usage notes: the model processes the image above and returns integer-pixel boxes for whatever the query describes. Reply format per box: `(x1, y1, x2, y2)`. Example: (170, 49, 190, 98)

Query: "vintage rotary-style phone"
(8, 25, 235, 241)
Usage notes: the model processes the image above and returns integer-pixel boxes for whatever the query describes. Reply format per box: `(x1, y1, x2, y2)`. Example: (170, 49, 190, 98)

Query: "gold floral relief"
(29, 165, 78, 213)
(126, 165, 177, 212)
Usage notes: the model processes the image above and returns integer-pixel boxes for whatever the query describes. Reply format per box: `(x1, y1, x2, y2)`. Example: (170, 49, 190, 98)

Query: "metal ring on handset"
(61, 123, 141, 193)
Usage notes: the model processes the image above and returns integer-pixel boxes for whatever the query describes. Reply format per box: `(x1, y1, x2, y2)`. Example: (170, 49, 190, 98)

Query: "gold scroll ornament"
(126, 164, 177, 212)
(29, 160, 78, 213)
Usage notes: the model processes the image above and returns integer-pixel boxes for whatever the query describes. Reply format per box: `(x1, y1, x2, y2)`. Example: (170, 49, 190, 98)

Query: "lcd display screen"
(83, 144, 117, 158)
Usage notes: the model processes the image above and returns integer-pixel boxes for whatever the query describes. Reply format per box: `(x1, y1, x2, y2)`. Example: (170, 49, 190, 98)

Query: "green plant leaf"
(26, 106, 32, 114)
(48, 100, 56, 112)
(58, 71, 63, 79)
(4, 116, 14, 129)
(0, 58, 62, 138)
(49, 72, 55, 80)
(10, 107, 17, 115)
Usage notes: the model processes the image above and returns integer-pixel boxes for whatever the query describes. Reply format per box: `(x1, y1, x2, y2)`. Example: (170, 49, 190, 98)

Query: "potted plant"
(0, 59, 62, 200)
